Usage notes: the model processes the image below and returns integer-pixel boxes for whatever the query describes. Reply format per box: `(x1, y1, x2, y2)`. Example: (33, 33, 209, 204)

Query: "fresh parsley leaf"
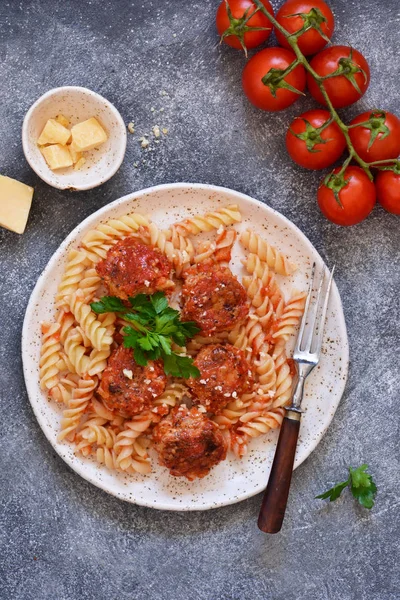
(124, 312, 151, 328)
(315, 480, 349, 502)
(91, 296, 127, 314)
(316, 464, 377, 509)
(128, 294, 150, 310)
(150, 292, 169, 314)
(349, 465, 377, 509)
(98, 292, 200, 378)
(179, 321, 201, 338)
(133, 346, 147, 366)
(122, 326, 142, 348)
(162, 352, 201, 379)
(158, 335, 172, 356)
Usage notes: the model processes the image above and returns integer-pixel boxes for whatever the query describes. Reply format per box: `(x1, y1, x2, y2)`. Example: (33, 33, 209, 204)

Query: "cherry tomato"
(348, 111, 400, 164)
(307, 46, 370, 108)
(275, 0, 334, 55)
(317, 166, 376, 226)
(286, 109, 346, 170)
(216, 0, 274, 52)
(375, 167, 400, 215)
(242, 47, 306, 111)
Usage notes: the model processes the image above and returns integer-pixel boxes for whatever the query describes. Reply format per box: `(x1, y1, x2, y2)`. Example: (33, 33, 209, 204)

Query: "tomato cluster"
(216, 0, 400, 224)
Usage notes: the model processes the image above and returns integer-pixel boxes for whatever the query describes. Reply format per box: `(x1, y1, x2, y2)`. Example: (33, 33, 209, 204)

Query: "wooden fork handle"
(257, 409, 301, 534)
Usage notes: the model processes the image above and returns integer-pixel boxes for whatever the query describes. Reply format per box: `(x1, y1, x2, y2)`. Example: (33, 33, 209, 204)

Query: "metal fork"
(258, 263, 335, 534)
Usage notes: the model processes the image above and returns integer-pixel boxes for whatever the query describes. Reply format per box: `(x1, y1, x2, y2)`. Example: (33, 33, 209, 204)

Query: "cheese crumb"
(197, 405, 207, 413)
(139, 136, 149, 149)
(144, 280, 150, 287)
(123, 369, 133, 379)
(127, 122, 135, 134)
(199, 379, 207, 385)
(152, 125, 161, 138)
(232, 391, 237, 398)
(144, 379, 151, 385)
(162, 128, 169, 135)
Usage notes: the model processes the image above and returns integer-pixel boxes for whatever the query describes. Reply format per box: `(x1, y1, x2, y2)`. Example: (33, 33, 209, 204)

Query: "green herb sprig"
(91, 292, 200, 379)
(316, 464, 377, 509)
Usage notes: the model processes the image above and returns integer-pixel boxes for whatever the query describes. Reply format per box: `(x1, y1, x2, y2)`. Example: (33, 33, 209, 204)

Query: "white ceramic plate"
(22, 183, 349, 511)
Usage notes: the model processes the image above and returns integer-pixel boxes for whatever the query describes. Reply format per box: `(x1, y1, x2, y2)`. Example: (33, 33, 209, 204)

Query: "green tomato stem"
(251, 0, 391, 180)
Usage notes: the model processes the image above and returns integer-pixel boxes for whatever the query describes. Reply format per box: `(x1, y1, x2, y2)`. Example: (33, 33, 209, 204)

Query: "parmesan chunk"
(0, 175, 34, 234)
(41, 144, 73, 170)
(37, 119, 71, 146)
(71, 117, 108, 152)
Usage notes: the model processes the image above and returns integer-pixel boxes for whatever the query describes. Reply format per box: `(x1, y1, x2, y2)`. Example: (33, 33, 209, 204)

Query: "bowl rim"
(21, 85, 127, 191)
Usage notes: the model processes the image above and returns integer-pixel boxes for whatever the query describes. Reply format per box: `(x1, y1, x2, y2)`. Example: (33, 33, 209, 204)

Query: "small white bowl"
(22, 86, 127, 191)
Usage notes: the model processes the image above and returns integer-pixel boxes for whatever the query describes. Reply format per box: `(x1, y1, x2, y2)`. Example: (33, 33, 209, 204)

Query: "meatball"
(96, 237, 172, 300)
(98, 346, 167, 416)
(181, 263, 249, 335)
(152, 405, 227, 480)
(188, 344, 254, 414)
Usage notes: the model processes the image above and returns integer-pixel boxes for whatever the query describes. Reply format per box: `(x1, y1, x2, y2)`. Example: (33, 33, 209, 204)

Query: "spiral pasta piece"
(58, 376, 98, 441)
(186, 332, 229, 356)
(69, 291, 113, 351)
(63, 328, 90, 376)
(50, 373, 80, 404)
(212, 397, 252, 429)
(77, 423, 117, 449)
(55, 250, 91, 308)
(271, 341, 293, 409)
(57, 310, 75, 344)
(148, 222, 190, 276)
(242, 266, 283, 313)
(193, 228, 237, 266)
(114, 413, 154, 471)
(153, 382, 189, 407)
(254, 352, 277, 398)
(236, 407, 285, 438)
(39, 322, 61, 390)
(174, 204, 241, 236)
(271, 291, 307, 343)
(240, 231, 297, 276)
(78, 268, 102, 303)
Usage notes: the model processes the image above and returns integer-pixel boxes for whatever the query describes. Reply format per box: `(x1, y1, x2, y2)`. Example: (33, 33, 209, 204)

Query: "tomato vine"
(251, 0, 397, 183)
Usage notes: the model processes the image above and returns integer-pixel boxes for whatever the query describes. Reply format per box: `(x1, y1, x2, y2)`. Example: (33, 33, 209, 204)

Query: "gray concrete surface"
(0, 1, 399, 599)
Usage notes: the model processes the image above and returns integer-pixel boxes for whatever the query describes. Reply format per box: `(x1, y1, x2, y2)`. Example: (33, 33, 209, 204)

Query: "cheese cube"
(37, 119, 71, 146)
(55, 114, 70, 128)
(0, 175, 34, 234)
(41, 144, 74, 170)
(68, 141, 83, 164)
(73, 157, 86, 171)
(71, 117, 108, 152)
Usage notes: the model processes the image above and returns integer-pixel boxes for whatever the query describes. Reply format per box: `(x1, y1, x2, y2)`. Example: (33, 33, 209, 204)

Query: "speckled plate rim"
(22, 182, 349, 511)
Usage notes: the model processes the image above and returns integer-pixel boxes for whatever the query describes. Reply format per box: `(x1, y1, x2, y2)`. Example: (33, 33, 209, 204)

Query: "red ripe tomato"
(317, 166, 376, 225)
(375, 168, 400, 215)
(349, 111, 400, 164)
(216, 0, 274, 52)
(242, 47, 306, 111)
(286, 109, 346, 170)
(275, 0, 334, 55)
(307, 46, 370, 108)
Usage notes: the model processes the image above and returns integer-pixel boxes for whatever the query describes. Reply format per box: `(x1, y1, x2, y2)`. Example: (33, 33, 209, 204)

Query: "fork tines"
(294, 263, 335, 361)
